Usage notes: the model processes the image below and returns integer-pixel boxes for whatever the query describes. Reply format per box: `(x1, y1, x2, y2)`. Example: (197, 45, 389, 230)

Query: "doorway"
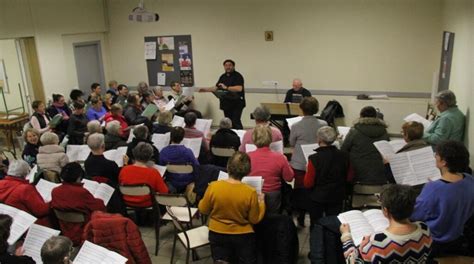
(73, 41, 105, 97)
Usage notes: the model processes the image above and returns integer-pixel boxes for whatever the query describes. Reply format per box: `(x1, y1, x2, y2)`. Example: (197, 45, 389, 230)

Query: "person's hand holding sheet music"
(340, 223, 350, 234)
(257, 193, 265, 203)
(123, 155, 129, 166)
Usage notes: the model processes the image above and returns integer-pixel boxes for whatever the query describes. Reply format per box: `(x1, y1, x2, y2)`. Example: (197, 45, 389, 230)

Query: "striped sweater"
(343, 222, 432, 263)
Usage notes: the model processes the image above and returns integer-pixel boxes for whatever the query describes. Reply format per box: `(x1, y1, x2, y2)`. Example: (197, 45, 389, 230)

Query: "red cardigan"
(119, 165, 168, 207)
(51, 182, 106, 245)
(0, 176, 51, 227)
(82, 211, 151, 264)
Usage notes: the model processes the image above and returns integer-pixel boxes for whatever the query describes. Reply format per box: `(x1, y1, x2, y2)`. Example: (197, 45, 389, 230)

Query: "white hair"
(40, 132, 59, 145)
(106, 120, 121, 136)
(87, 133, 105, 151)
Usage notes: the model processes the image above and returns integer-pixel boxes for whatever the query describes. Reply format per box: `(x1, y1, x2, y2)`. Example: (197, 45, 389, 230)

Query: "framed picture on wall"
(0, 59, 8, 93)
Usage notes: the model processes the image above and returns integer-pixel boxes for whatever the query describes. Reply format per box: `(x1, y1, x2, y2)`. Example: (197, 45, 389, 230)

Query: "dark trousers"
(308, 201, 343, 228)
(310, 216, 345, 264)
(209, 231, 257, 264)
(223, 106, 244, 129)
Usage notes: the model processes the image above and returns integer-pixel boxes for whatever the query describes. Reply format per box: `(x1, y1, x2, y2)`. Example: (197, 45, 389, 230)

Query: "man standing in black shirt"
(199, 59, 245, 129)
(284, 78, 312, 103)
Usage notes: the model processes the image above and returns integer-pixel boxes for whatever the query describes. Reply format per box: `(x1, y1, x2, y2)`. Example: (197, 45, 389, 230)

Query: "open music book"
(286, 116, 303, 130)
(337, 126, 351, 141)
(23, 224, 61, 264)
(387, 146, 441, 186)
(217, 172, 264, 194)
(171, 115, 185, 127)
(181, 137, 202, 158)
(338, 209, 389, 246)
(49, 114, 63, 128)
(82, 179, 115, 205)
(245, 140, 284, 154)
(0, 204, 37, 245)
(162, 98, 176, 111)
(66, 145, 91, 162)
(35, 179, 60, 203)
(373, 140, 406, 158)
(231, 129, 246, 143)
(151, 132, 171, 152)
(26, 165, 38, 183)
(103, 147, 128, 167)
(301, 143, 319, 163)
(126, 123, 145, 143)
(153, 165, 167, 177)
(404, 113, 432, 130)
(73, 240, 127, 264)
(195, 118, 212, 135)
(141, 104, 159, 119)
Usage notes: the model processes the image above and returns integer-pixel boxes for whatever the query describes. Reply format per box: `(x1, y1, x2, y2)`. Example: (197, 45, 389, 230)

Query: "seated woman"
(159, 127, 199, 193)
(51, 162, 106, 245)
(304, 126, 351, 227)
(124, 94, 148, 126)
(22, 128, 40, 168)
(140, 91, 154, 109)
(152, 111, 172, 134)
(103, 93, 113, 112)
(341, 106, 389, 184)
(151, 86, 168, 109)
(341, 184, 432, 263)
(46, 93, 71, 137)
(247, 125, 294, 215)
(0, 214, 35, 264)
(104, 121, 127, 151)
(126, 126, 159, 164)
(67, 101, 88, 145)
(199, 152, 265, 264)
(37, 132, 69, 175)
(86, 97, 107, 121)
(209, 118, 241, 168)
(84, 120, 102, 144)
(0, 160, 51, 227)
(41, 236, 73, 264)
(239, 106, 283, 152)
(85, 133, 121, 185)
(411, 140, 474, 257)
(30, 100, 51, 134)
(119, 142, 168, 207)
(104, 103, 129, 138)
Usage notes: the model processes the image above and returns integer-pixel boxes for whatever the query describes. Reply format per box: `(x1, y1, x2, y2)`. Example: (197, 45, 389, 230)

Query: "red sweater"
(119, 165, 168, 207)
(51, 182, 106, 245)
(83, 211, 151, 264)
(0, 176, 51, 227)
(248, 147, 294, 193)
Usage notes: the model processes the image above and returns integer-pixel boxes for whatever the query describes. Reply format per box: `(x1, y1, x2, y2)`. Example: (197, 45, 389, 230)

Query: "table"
(0, 113, 29, 157)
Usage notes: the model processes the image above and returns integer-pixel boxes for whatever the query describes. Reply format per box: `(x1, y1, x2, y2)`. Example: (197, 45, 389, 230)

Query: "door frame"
(73, 40, 106, 92)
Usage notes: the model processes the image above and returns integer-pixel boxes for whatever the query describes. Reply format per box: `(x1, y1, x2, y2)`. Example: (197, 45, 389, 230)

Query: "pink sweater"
(239, 126, 283, 152)
(248, 147, 294, 193)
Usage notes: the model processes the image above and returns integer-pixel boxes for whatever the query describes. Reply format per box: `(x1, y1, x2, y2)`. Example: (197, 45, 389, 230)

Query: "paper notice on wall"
(144, 42, 157, 60)
(157, 72, 166, 86)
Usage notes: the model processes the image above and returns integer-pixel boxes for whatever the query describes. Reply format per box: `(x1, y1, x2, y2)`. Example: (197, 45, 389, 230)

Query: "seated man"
(0, 160, 51, 227)
(284, 78, 311, 103)
(209, 118, 241, 168)
(51, 162, 106, 245)
(159, 127, 200, 193)
(41, 236, 73, 264)
(84, 133, 121, 185)
(239, 106, 283, 152)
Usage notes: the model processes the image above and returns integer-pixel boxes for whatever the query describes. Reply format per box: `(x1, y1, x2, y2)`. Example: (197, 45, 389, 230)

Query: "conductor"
(199, 59, 245, 129)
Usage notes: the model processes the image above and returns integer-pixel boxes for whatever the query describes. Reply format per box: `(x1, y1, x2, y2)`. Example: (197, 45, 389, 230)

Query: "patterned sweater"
(343, 222, 432, 263)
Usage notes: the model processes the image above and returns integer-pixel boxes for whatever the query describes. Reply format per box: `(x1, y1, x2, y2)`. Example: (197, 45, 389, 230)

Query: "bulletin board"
(144, 35, 194, 87)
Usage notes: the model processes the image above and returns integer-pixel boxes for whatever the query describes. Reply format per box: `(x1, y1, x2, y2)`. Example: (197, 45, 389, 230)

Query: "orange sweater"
(198, 180, 265, 234)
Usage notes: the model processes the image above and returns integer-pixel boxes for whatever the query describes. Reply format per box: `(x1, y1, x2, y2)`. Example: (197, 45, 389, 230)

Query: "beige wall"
(441, 0, 474, 162)
(0, 39, 25, 112)
(107, 0, 442, 93)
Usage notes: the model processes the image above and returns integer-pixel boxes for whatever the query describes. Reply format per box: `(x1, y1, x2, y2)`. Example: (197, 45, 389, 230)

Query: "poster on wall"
(158, 37, 175, 50)
(180, 70, 193, 86)
(0, 60, 8, 93)
(144, 42, 157, 60)
(178, 42, 192, 70)
(161, 54, 174, 71)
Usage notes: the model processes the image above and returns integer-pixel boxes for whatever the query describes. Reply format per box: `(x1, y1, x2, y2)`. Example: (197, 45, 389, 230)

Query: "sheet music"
(82, 179, 99, 194)
(337, 126, 351, 140)
(404, 113, 432, 130)
(338, 210, 387, 246)
(390, 139, 406, 153)
(242, 176, 264, 194)
(388, 146, 440, 185)
(245, 141, 283, 154)
(0, 204, 37, 245)
(103, 147, 127, 167)
(27, 165, 38, 183)
(151, 132, 171, 152)
(182, 87, 195, 97)
(35, 179, 60, 203)
(163, 98, 175, 111)
(73, 240, 128, 264)
(181, 138, 202, 158)
(171, 115, 185, 127)
(66, 145, 91, 162)
(231, 129, 246, 143)
(218, 171, 229, 180)
(301, 143, 319, 163)
(195, 119, 212, 135)
(153, 165, 167, 177)
(286, 116, 303, 130)
(126, 123, 144, 143)
(93, 184, 114, 205)
(373, 140, 396, 158)
(245, 144, 257, 153)
(364, 209, 389, 233)
(23, 224, 60, 264)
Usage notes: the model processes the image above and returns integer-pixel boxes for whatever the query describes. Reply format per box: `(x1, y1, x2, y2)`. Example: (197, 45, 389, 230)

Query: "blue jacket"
(159, 144, 199, 191)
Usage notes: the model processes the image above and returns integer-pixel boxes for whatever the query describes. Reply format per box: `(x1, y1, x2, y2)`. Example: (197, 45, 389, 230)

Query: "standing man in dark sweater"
(199, 59, 246, 129)
(284, 79, 312, 103)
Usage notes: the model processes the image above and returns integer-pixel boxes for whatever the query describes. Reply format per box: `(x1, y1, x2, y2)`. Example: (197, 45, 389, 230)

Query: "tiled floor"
(139, 216, 311, 264)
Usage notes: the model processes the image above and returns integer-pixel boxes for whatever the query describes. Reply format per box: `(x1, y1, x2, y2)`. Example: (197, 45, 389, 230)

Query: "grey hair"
(106, 120, 122, 136)
(317, 126, 337, 144)
(41, 236, 73, 264)
(133, 125, 149, 140)
(87, 133, 105, 151)
(435, 90, 457, 107)
(40, 132, 59, 145)
(137, 81, 149, 95)
(87, 120, 102, 134)
(252, 106, 271, 122)
(151, 86, 163, 95)
(7, 160, 30, 178)
(133, 142, 154, 162)
(219, 118, 233, 129)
